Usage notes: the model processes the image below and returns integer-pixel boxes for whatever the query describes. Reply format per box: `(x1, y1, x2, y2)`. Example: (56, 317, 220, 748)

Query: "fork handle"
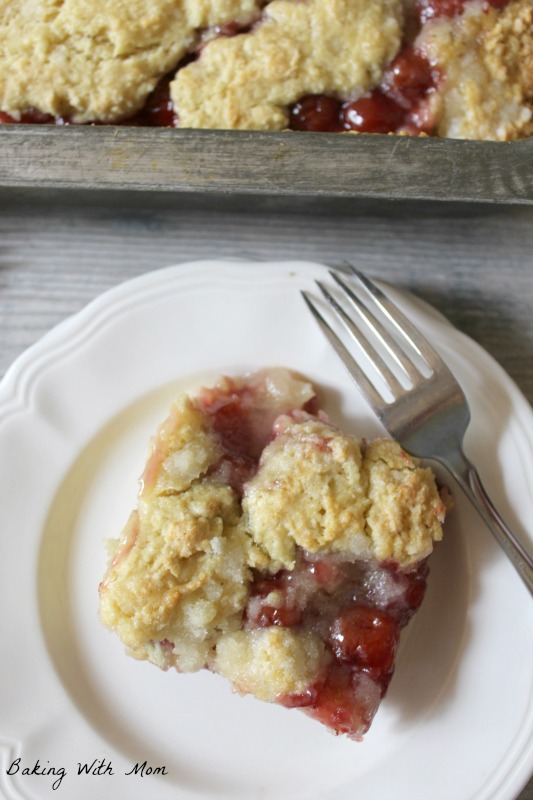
(458, 465, 533, 597)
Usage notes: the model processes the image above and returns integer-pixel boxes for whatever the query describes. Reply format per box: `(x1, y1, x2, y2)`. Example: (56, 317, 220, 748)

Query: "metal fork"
(302, 266, 533, 597)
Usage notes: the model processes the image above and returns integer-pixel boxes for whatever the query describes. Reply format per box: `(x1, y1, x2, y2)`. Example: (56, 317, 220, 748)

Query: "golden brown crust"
(486, 0, 533, 99)
(363, 439, 446, 563)
(243, 418, 444, 569)
(99, 395, 255, 672)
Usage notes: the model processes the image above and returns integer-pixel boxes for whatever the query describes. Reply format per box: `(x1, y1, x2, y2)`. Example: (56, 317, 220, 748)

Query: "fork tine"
(329, 270, 421, 384)
(345, 265, 447, 372)
(302, 290, 386, 409)
(315, 281, 406, 398)
(301, 291, 388, 412)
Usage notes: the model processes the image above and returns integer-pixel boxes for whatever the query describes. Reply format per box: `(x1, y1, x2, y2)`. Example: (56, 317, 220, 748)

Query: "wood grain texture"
(1, 200, 532, 405)
(0, 197, 531, 799)
(1, 126, 533, 203)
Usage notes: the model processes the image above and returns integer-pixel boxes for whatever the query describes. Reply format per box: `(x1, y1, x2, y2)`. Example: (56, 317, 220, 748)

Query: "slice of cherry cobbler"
(99, 368, 448, 739)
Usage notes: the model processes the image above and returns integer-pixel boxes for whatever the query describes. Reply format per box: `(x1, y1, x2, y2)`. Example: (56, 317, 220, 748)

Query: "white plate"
(0, 260, 532, 800)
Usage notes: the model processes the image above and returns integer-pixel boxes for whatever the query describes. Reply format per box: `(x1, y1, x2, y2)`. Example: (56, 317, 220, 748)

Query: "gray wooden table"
(0, 194, 531, 799)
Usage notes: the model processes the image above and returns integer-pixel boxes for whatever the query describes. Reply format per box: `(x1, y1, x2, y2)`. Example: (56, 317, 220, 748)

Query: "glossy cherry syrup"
(131, 76, 177, 127)
(290, 46, 439, 135)
(195, 375, 318, 495)
(246, 553, 430, 738)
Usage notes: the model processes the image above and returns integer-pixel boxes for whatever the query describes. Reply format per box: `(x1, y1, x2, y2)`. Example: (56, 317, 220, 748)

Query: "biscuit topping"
(171, 0, 404, 129)
(0, 0, 264, 122)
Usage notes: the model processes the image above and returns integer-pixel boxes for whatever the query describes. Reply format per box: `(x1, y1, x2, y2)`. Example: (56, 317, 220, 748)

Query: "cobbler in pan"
(0, 0, 532, 139)
(99, 369, 448, 739)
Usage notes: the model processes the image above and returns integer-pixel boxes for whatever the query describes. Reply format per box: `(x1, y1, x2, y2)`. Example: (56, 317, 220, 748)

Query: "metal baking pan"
(1, 125, 532, 212)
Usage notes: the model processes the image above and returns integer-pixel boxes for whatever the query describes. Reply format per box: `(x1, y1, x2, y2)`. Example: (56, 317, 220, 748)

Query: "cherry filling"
(289, 95, 345, 133)
(341, 92, 406, 134)
(290, 47, 440, 135)
(199, 391, 260, 494)
(196, 375, 319, 495)
(0, 109, 61, 125)
(246, 552, 429, 737)
(128, 76, 177, 127)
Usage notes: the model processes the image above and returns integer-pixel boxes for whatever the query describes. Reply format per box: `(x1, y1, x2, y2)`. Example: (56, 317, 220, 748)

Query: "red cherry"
(246, 571, 303, 628)
(329, 605, 400, 678)
(382, 48, 436, 109)
(304, 665, 374, 738)
(249, 603, 303, 628)
(290, 94, 342, 132)
(342, 92, 404, 133)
